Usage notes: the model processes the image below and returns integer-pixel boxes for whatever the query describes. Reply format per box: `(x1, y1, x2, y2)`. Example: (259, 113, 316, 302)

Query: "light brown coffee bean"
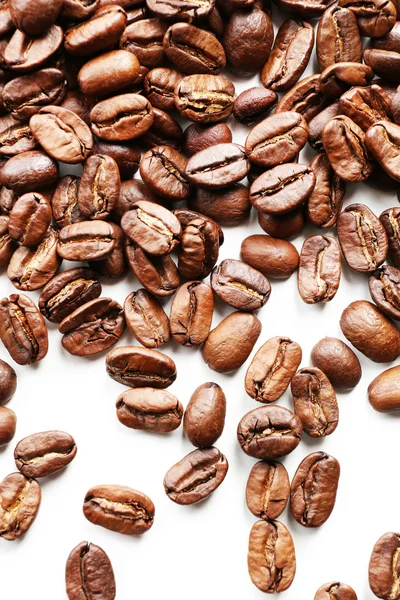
(369, 532, 400, 600)
(116, 387, 183, 433)
(368, 366, 400, 412)
(241, 235, 299, 280)
(246, 461, 290, 520)
(106, 346, 176, 389)
(298, 235, 341, 304)
(0, 472, 41, 540)
(124, 289, 170, 348)
(170, 281, 214, 347)
(311, 337, 362, 391)
(14, 431, 77, 478)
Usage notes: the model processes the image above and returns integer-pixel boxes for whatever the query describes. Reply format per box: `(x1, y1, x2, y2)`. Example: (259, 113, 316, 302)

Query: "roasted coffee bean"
(0, 294, 48, 365)
(61, 91, 95, 125)
(175, 74, 235, 124)
(211, 259, 271, 312)
(3, 69, 67, 121)
(369, 265, 400, 320)
(83, 485, 154, 535)
(89, 222, 124, 279)
(339, 0, 396, 38)
(190, 185, 251, 226)
(261, 19, 314, 92)
(4, 26, 63, 72)
(341, 300, 400, 362)
(164, 22, 225, 75)
(317, 6, 362, 72)
(241, 235, 299, 280)
(314, 582, 357, 599)
(337, 204, 388, 273)
(298, 235, 341, 304)
(178, 217, 220, 280)
(237, 405, 302, 460)
(0, 0, 12, 37)
(78, 155, 120, 221)
(14, 431, 77, 478)
(60, 0, 99, 20)
(164, 447, 228, 505)
(275, 75, 327, 123)
(64, 6, 127, 57)
(119, 18, 166, 69)
(368, 365, 400, 412)
(366, 120, 400, 181)
(141, 107, 183, 151)
(0, 216, 16, 267)
(0, 187, 17, 215)
(30, 106, 93, 165)
(291, 367, 338, 437)
(139, 146, 189, 201)
(125, 240, 180, 297)
(364, 49, 400, 84)
(0, 472, 41, 540)
(258, 207, 306, 239)
(320, 62, 374, 99)
(106, 346, 176, 389)
(124, 289, 170, 348)
(183, 123, 232, 157)
(233, 87, 277, 126)
(322, 116, 374, 183)
(185, 143, 249, 188)
(116, 387, 183, 433)
(245, 112, 308, 168)
(275, 0, 334, 17)
(66, 541, 116, 600)
(50, 176, 84, 229)
(10, 0, 62, 34)
(250, 163, 316, 215)
(340, 86, 392, 133)
(143, 68, 182, 112)
(248, 519, 296, 593)
(174, 207, 224, 245)
(93, 141, 140, 181)
(311, 338, 362, 391)
(8, 193, 51, 248)
(0, 151, 58, 195)
(307, 153, 345, 229)
(0, 359, 16, 404)
(170, 281, 214, 347)
(147, 0, 215, 21)
(58, 221, 117, 263)
(246, 461, 289, 520)
(308, 102, 343, 151)
(183, 382, 226, 448)
(291, 452, 340, 527)
(381, 207, 400, 268)
(77, 51, 139, 100)
(0, 116, 37, 158)
(369, 532, 400, 599)
(114, 180, 159, 222)
(0, 406, 16, 446)
(90, 94, 153, 142)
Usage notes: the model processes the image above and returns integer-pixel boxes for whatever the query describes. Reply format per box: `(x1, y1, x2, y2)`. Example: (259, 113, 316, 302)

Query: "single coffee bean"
(139, 146, 189, 201)
(38, 268, 101, 324)
(183, 382, 226, 448)
(61, 0, 99, 20)
(369, 532, 400, 599)
(147, 0, 215, 21)
(275, 0, 334, 16)
(175, 74, 235, 124)
(258, 207, 305, 239)
(314, 582, 357, 600)
(211, 259, 271, 312)
(120, 18, 167, 69)
(0, 150, 59, 194)
(246, 461, 289, 521)
(339, 0, 396, 38)
(106, 345, 176, 389)
(368, 365, 400, 412)
(0, 187, 18, 215)
(0, 116, 37, 158)
(275, 75, 327, 123)
(250, 163, 316, 215)
(64, 6, 127, 57)
(369, 265, 400, 320)
(144, 68, 182, 112)
(341, 300, 400, 362)
(308, 102, 343, 151)
(291, 452, 340, 527)
(66, 541, 116, 600)
(125, 240, 180, 297)
(298, 235, 341, 304)
(0, 472, 41, 540)
(170, 281, 214, 347)
(90, 94, 154, 142)
(245, 112, 308, 168)
(203, 311, 261, 373)
(10, 0, 62, 35)
(83, 485, 154, 535)
(185, 143, 249, 188)
(233, 88, 277, 127)
(0, 359, 16, 404)
(164, 447, 228, 505)
(178, 217, 220, 280)
(380, 207, 400, 268)
(245, 337, 302, 404)
(58, 221, 117, 262)
(174, 207, 224, 245)
(190, 185, 250, 226)
(307, 153, 345, 229)
(261, 19, 314, 92)
(50, 176, 84, 230)
(93, 141, 140, 181)
(78, 155, 120, 221)
(14, 431, 77, 478)
(320, 62, 374, 99)
(364, 48, 400, 84)
(366, 120, 400, 181)
(340, 86, 392, 132)
(0, 406, 16, 446)
(124, 289, 170, 348)
(337, 204, 388, 273)
(0, 216, 16, 267)
(78, 50, 140, 98)
(4, 25, 63, 72)
(183, 123, 232, 157)
(317, 6, 362, 71)
(8, 193, 52, 248)
(116, 387, 183, 433)
(311, 338, 362, 391)
(248, 519, 296, 593)
(241, 235, 299, 280)
(163, 22, 225, 74)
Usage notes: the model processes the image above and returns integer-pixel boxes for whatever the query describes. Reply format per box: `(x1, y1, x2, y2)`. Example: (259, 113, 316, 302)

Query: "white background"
(0, 8, 399, 600)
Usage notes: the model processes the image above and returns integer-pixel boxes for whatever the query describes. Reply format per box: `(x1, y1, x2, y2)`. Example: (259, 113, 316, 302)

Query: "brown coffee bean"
(0, 187, 17, 215)
(114, 180, 159, 222)
(83, 485, 154, 535)
(308, 102, 343, 151)
(141, 107, 183, 151)
(164, 447, 228, 505)
(139, 146, 189, 201)
(0, 116, 37, 158)
(64, 6, 127, 57)
(314, 582, 357, 600)
(93, 141, 140, 181)
(307, 153, 346, 229)
(368, 365, 400, 413)
(175, 74, 235, 124)
(369, 532, 400, 599)
(107, 345, 176, 389)
(337, 204, 388, 273)
(0, 359, 16, 404)
(57, 221, 117, 263)
(120, 18, 166, 69)
(183, 123, 232, 157)
(78, 155, 120, 221)
(291, 452, 340, 527)
(190, 185, 250, 226)
(185, 143, 249, 188)
(14, 431, 77, 478)
(174, 208, 224, 245)
(291, 367, 338, 437)
(246, 461, 289, 521)
(143, 68, 181, 112)
(66, 541, 116, 600)
(0, 472, 41, 540)
(91, 94, 153, 142)
(0, 150, 58, 194)
(320, 62, 374, 99)
(380, 207, 400, 268)
(0, 406, 16, 446)
(276, 75, 327, 123)
(116, 387, 183, 433)
(340, 300, 400, 362)
(241, 235, 299, 280)
(59, 297, 125, 356)
(369, 265, 400, 320)
(366, 120, 400, 181)
(164, 22, 225, 74)
(364, 48, 400, 84)
(169, 281, 213, 347)
(125, 240, 180, 297)
(183, 383, 226, 448)
(124, 289, 170, 348)
(340, 86, 392, 132)
(50, 176, 84, 230)
(311, 338, 362, 391)
(78, 50, 140, 98)
(5, 25, 63, 72)
(0, 216, 15, 267)
(233, 88, 277, 127)
(339, 0, 396, 38)
(147, 0, 215, 21)
(178, 217, 220, 280)
(317, 6, 362, 71)
(211, 259, 271, 312)
(10, 0, 62, 35)
(8, 193, 51, 248)
(298, 235, 341, 304)
(258, 207, 306, 239)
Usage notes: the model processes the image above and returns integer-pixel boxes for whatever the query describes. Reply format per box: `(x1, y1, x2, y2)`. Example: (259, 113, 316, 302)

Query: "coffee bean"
(248, 519, 296, 593)
(337, 204, 388, 272)
(298, 235, 341, 304)
(78, 50, 140, 98)
(190, 185, 251, 226)
(369, 265, 400, 320)
(147, 0, 215, 21)
(211, 259, 271, 312)
(8, 192, 52, 247)
(308, 102, 343, 151)
(140, 146, 189, 201)
(380, 207, 400, 268)
(83, 485, 154, 535)
(5, 25, 63, 72)
(107, 346, 176, 389)
(178, 217, 220, 280)
(170, 281, 214, 347)
(124, 289, 170, 348)
(340, 85, 392, 132)
(90, 94, 154, 142)
(0, 472, 41, 540)
(125, 240, 180, 297)
(61, 0, 99, 20)
(77, 154, 120, 222)
(143, 68, 182, 112)
(93, 141, 140, 181)
(185, 143, 250, 188)
(0, 150, 59, 194)
(164, 447, 228, 505)
(323, 116, 373, 182)
(65, 541, 116, 600)
(339, 0, 396, 38)
(175, 74, 235, 124)
(340, 300, 400, 362)
(0, 187, 17, 215)
(0, 406, 16, 446)
(317, 6, 362, 71)
(364, 47, 400, 84)
(246, 461, 289, 520)
(258, 207, 306, 239)
(233, 88, 277, 126)
(0, 216, 16, 267)
(0, 359, 16, 404)
(369, 532, 400, 599)
(120, 18, 167, 69)
(89, 223, 126, 280)
(241, 235, 299, 280)
(58, 221, 117, 262)
(64, 6, 127, 57)
(311, 337, 362, 391)
(116, 387, 183, 433)
(314, 582, 357, 599)
(183, 383, 226, 448)
(366, 120, 400, 181)
(164, 22, 225, 75)
(275, 74, 327, 122)
(10, 0, 62, 34)
(0, 115, 37, 157)
(14, 431, 77, 478)
(174, 208, 224, 245)
(114, 180, 159, 223)
(368, 366, 400, 413)
(320, 62, 374, 99)
(307, 153, 346, 229)
(183, 123, 232, 156)
(50, 176, 84, 229)
(291, 452, 340, 527)
(141, 107, 183, 151)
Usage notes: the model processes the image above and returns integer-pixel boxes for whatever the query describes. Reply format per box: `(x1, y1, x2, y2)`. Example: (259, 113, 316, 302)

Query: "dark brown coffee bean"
(119, 18, 166, 68)
(369, 265, 400, 320)
(125, 240, 180, 297)
(339, 0, 396, 38)
(50, 176, 84, 229)
(211, 259, 271, 312)
(291, 452, 340, 527)
(83, 485, 154, 535)
(241, 235, 299, 280)
(337, 204, 388, 273)
(60, 0, 99, 20)
(381, 207, 400, 268)
(8, 193, 51, 248)
(311, 337, 362, 391)
(261, 19, 314, 92)
(93, 141, 140, 181)
(124, 289, 170, 348)
(341, 300, 400, 362)
(78, 50, 140, 100)
(14, 431, 77, 478)
(170, 281, 214, 347)
(10, 0, 62, 34)
(64, 6, 127, 57)
(186, 143, 250, 188)
(0, 151, 58, 195)
(116, 387, 183, 432)
(0, 359, 16, 404)
(163, 22, 225, 74)
(275, 0, 334, 16)
(233, 87, 277, 126)
(0, 406, 16, 446)
(164, 447, 228, 505)
(275, 75, 327, 123)
(78, 155, 120, 221)
(140, 146, 189, 201)
(57, 221, 117, 263)
(175, 74, 235, 124)
(307, 153, 345, 229)
(147, 0, 215, 20)
(173, 207, 224, 245)
(246, 461, 289, 521)
(5, 25, 63, 72)
(144, 68, 182, 112)
(114, 180, 159, 223)
(90, 231, 125, 279)
(91, 94, 153, 142)
(141, 107, 183, 151)
(308, 102, 343, 151)
(0, 472, 41, 540)
(291, 367, 338, 437)
(189, 185, 250, 226)
(0, 116, 37, 158)
(314, 582, 357, 599)
(183, 123, 232, 157)
(320, 62, 374, 99)
(61, 91, 95, 125)
(364, 49, 400, 84)
(258, 207, 305, 239)
(178, 217, 220, 280)
(366, 120, 400, 181)
(107, 345, 176, 389)
(66, 541, 116, 600)
(0, 187, 17, 215)
(0, 216, 16, 267)
(317, 6, 362, 71)
(298, 235, 341, 304)
(183, 383, 226, 448)
(368, 365, 400, 412)
(369, 532, 400, 599)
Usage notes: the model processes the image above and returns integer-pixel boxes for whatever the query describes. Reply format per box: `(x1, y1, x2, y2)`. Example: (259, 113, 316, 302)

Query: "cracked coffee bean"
(211, 259, 271, 312)
(78, 154, 120, 221)
(307, 153, 346, 229)
(340, 85, 392, 132)
(185, 143, 250, 188)
(174, 74, 235, 124)
(106, 346, 176, 389)
(339, 0, 396, 38)
(90, 94, 154, 142)
(140, 145, 190, 202)
(314, 582, 357, 600)
(369, 532, 400, 599)
(125, 240, 180, 297)
(116, 387, 183, 433)
(366, 120, 400, 181)
(124, 289, 170, 349)
(298, 235, 341, 304)
(65, 541, 116, 600)
(311, 337, 362, 391)
(320, 62, 374, 99)
(0, 472, 41, 540)
(369, 265, 400, 321)
(170, 280, 214, 347)
(57, 221, 117, 262)
(183, 382, 226, 448)
(8, 192, 52, 247)
(275, 74, 327, 123)
(14, 431, 77, 478)
(144, 68, 183, 112)
(246, 460, 290, 521)
(177, 217, 220, 280)
(51, 176, 84, 230)
(317, 5, 362, 71)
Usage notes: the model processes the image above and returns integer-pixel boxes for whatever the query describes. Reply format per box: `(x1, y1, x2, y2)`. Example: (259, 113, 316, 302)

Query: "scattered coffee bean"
(125, 240, 180, 297)
(65, 541, 116, 600)
(211, 259, 271, 312)
(0, 150, 59, 194)
(314, 582, 357, 600)
(233, 87, 278, 126)
(246, 460, 290, 521)
(14, 431, 77, 478)
(311, 338, 362, 391)
(369, 265, 400, 320)
(298, 235, 341, 304)
(8, 192, 52, 247)
(140, 145, 190, 201)
(369, 532, 400, 599)
(107, 346, 176, 389)
(90, 94, 154, 142)
(183, 383, 226, 448)
(116, 387, 183, 433)
(0, 406, 16, 446)
(57, 221, 117, 263)
(368, 366, 400, 413)
(317, 5, 362, 71)
(174, 74, 235, 124)
(0, 472, 41, 540)
(170, 281, 214, 347)
(124, 289, 170, 348)
(190, 184, 251, 226)
(307, 153, 346, 229)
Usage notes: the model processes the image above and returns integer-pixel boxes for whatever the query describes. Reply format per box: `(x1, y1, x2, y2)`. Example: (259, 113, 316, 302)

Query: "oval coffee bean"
(368, 366, 400, 413)
(291, 367, 338, 438)
(275, 74, 327, 123)
(202, 312, 261, 373)
(89, 223, 126, 280)
(124, 289, 170, 348)
(298, 235, 341, 304)
(233, 87, 278, 126)
(0, 150, 59, 195)
(248, 519, 296, 593)
(340, 300, 400, 363)
(369, 532, 400, 599)
(237, 405, 303, 460)
(245, 337, 302, 404)
(5, 26, 63, 72)
(51, 176, 84, 230)
(174, 207, 224, 245)
(364, 48, 400, 85)
(170, 281, 214, 347)
(369, 265, 400, 320)
(320, 62, 374, 99)
(337, 204, 388, 273)
(241, 235, 299, 280)
(211, 259, 271, 312)
(78, 155, 120, 221)
(83, 485, 154, 536)
(65, 541, 116, 600)
(0, 294, 48, 365)
(147, 0, 214, 21)
(116, 387, 183, 433)
(311, 338, 362, 391)
(290, 452, 340, 527)
(9, 192, 52, 247)
(78, 50, 140, 98)
(339, 0, 396, 38)
(174, 74, 235, 124)
(366, 120, 400, 181)
(0, 359, 17, 404)
(314, 582, 357, 600)
(0, 407, 16, 446)
(340, 86, 392, 132)
(106, 346, 176, 389)
(246, 461, 290, 521)
(0, 472, 41, 540)
(125, 241, 180, 297)
(14, 431, 77, 478)
(163, 447, 228, 505)
(307, 153, 346, 229)
(119, 18, 166, 69)
(185, 143, 249, 188)
(140, 145, 189, 202)
(317, 6, 362, 71)
(183, 122, 232, 156)
(10, 0, 63, 35)
(64, 6, 127, 57)
(178, 217, 220, 280)
(163, 22, 225, 74)
(380, 207, 400, 268)
(57, 221, 117, 262)
(183, 382, 226, 448)
(90, 94, 154, 142)
(144, 68, 183, 112)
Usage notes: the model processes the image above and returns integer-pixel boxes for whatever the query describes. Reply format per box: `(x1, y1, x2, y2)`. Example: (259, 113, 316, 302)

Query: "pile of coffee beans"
(0, 0, 400, 597)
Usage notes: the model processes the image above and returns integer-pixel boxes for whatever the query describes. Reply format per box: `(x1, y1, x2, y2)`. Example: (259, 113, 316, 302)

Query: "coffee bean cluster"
(0, 0, 400, 597)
